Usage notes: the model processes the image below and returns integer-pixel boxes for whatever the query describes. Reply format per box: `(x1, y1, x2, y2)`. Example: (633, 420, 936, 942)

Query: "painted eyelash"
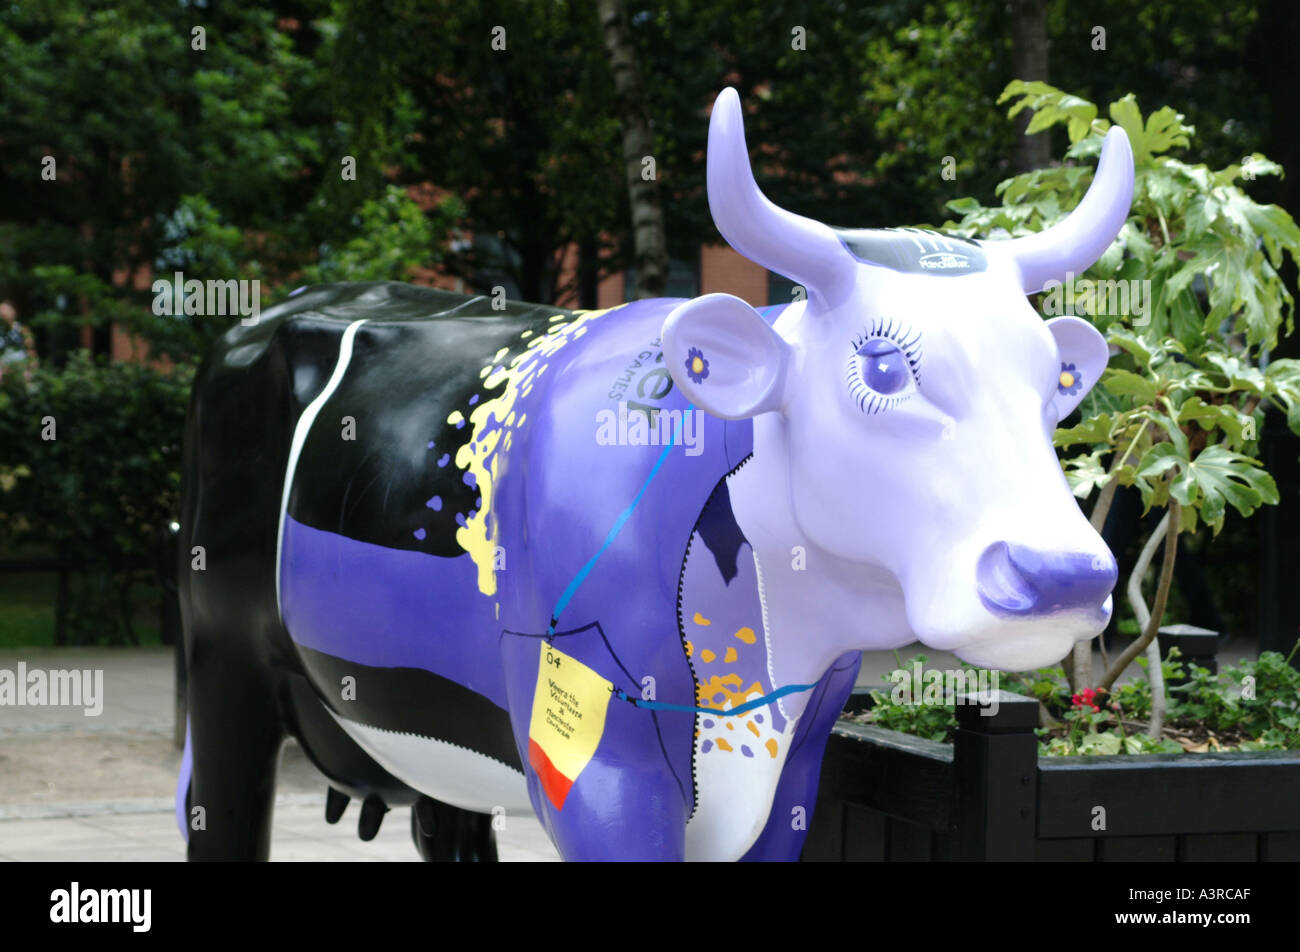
(847, 317, 923, 415)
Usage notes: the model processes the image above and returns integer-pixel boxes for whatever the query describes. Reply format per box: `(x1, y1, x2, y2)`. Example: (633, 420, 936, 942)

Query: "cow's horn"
(999, 126, 1135, 294)
(707, 87, 854, 304)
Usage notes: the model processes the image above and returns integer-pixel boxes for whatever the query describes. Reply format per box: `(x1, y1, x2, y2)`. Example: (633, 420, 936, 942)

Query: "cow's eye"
(857, 338, 911, 395)
(847, 323, 921, 414)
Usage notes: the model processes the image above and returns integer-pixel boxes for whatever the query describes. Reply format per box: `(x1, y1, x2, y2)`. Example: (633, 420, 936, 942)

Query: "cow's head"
(663, 87, 1131, 671)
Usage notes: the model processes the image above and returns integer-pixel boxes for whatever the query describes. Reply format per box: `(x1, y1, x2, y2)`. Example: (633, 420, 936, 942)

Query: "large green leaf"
(1055, 413, 1113, 447)
(1109, 95, 1148, 164)
(1177, 397, 1254, 447)
(1063, 450, 1109, 499)
(1203, 352, 1268, 395)
(1103, 368, 1158, 404)
(1184, 445, 1279, 534)
(1141, 105, 1192, 157)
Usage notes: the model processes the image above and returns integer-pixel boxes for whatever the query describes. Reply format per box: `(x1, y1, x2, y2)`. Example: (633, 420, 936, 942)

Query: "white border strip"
(275, 319, 368, 619)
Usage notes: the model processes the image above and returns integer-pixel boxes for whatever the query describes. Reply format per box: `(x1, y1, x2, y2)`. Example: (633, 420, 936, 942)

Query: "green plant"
(862, 655, 961, 743)
(942, 81, 1300, 701)
(852, 642, 1300, 756)
(1169, 643, 1300, 745)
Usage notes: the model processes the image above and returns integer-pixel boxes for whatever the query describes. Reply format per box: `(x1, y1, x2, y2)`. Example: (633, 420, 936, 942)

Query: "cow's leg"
(740, 651, 862, 862)
(410, 797, 498, 862)
(185, 644, 284, 861)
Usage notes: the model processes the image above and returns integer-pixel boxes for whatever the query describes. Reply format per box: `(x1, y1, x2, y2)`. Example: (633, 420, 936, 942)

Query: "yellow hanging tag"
(527, 641, 613, 810)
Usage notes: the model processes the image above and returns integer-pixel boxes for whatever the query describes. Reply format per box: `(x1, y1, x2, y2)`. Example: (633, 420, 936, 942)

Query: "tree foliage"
(944, 82, 1300, 536)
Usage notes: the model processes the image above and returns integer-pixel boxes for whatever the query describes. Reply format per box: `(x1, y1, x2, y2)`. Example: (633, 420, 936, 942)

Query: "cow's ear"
(1046, 316, 1109, 421)
(662, 293, 790, 420)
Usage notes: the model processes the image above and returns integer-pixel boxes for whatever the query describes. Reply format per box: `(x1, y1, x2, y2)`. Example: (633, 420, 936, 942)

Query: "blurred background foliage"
(1, 0, 1297, 645)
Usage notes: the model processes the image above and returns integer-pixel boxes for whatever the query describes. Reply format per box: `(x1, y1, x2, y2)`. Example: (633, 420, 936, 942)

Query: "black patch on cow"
(295, 643, 523, 772)
(833, 227, 987, 276)
(280, 283, 579, 555)
(695, 476, 749, 586)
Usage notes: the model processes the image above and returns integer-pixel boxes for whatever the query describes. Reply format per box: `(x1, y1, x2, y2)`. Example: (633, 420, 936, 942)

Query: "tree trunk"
(1098, 502, 1180, 693)
(598, 0, 667, 299)
(1010, 0, 1051, 174)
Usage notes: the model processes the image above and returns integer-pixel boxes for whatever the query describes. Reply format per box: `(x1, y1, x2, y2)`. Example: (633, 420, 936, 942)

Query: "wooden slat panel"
(1262, 831, 1300, 861)
(842, 804, 887, 862)
(1098, 836, 1178, 861)
(885, 817, 932, 861)
(1038, 751, 1300, 837)
(1180, 833, 1257, 861)
(1034, 838, 1095, 861)
(822, 723, 954, 832)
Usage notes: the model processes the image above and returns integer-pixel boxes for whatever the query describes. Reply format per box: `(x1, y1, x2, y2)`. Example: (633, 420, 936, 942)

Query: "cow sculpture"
(176, 87, 1132, 861)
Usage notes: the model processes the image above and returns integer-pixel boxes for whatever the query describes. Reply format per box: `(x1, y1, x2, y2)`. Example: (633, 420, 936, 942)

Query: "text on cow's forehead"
(832, 227, 987, 276)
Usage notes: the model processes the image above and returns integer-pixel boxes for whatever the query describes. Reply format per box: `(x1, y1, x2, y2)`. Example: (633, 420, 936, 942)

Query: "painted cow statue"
(176, 87, 1132, 861)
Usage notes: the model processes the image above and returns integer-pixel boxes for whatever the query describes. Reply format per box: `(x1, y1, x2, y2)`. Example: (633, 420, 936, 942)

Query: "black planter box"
(801, 690, 1300, 861)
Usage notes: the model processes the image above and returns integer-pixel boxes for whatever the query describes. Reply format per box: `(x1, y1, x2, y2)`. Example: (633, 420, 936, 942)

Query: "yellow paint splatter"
(695, 674, 762, 714)
(700, 649, 716, 663)
(715, 738, 733, 752)
(725, 721, 734, 731)
(724, 646, 738, 663)
(693, 612, 711, 626)
(747, 721, 760, 737)
(765, 739, 778, 758)
(454, 305, 617, 595)
(734, 626, 756, 644)
(684, 640, 693, 658)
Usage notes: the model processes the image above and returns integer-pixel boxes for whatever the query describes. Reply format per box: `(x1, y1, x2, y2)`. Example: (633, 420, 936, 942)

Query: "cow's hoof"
(325, 787, 350, 824)
(358, 794, 388, 841)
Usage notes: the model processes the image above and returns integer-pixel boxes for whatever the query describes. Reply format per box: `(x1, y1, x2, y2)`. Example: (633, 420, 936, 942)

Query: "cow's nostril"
(977, 542, 1117, 616)
(975, 541, 1038, 614)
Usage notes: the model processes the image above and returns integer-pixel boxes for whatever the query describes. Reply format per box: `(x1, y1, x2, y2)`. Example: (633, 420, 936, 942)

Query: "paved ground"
(0, 640, 1255, 861)
(0, 647, 559, 861)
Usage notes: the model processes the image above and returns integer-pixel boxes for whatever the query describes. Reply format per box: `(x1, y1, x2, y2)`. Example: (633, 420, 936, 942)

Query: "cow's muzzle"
(975, 541, 1117, 617)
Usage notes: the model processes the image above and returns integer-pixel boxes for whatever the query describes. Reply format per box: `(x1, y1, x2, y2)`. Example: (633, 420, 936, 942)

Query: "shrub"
(0, 352, 194, 644)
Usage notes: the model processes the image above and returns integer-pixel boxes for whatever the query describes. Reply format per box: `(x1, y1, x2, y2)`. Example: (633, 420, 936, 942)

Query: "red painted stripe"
(528, 738, 574, 811)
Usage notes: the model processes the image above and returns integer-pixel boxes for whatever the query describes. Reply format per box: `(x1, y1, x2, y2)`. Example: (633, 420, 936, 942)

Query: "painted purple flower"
(685, 347, 710, 384)
(1058, 362, 1082, 396)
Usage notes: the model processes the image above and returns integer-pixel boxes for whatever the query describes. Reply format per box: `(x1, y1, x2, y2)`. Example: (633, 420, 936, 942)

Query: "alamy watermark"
(886, 661, 1000, 716)
(0, 663, 103, 716)
(1042, 272, 1150, 326)
(151, 271, 261, 326)
(50, 882, 150, 932)
(595, 401, 704, 457)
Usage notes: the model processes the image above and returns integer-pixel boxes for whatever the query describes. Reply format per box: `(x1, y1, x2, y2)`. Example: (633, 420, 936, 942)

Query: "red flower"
(1071, 687, 1101, 713)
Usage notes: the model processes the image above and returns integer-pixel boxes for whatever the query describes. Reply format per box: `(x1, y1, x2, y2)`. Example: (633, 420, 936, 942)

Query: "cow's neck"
(726, 416, 903, 722)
